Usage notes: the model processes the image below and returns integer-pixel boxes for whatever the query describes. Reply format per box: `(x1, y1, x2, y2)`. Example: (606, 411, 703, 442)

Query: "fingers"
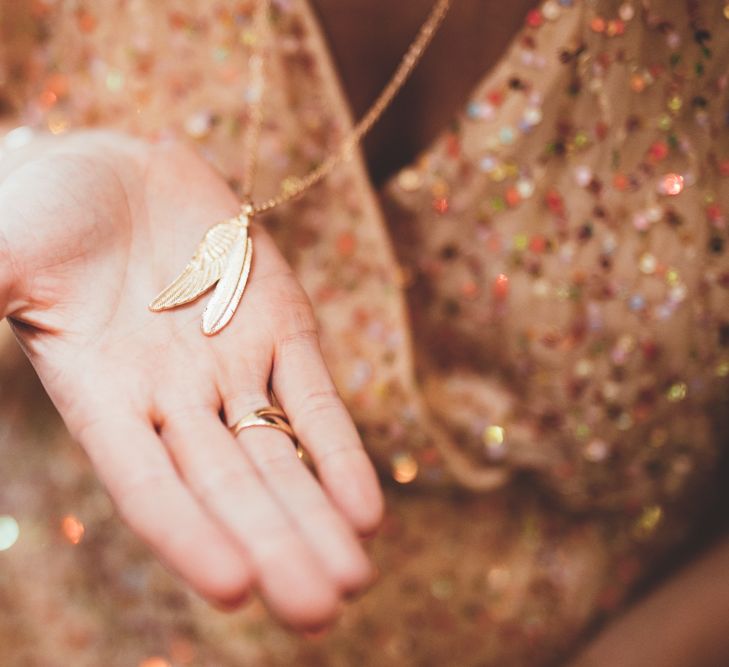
(76, 412, 253, 608)
(158, 401, 342, 630)
(223, 390, 375, 597)
(270, 325, 385, 537)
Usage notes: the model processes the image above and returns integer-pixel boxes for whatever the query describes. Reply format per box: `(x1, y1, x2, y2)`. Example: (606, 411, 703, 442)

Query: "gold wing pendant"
(149, 211, 253, 335)
(149, 219, 243, 311)
(202, 231, 253, 335)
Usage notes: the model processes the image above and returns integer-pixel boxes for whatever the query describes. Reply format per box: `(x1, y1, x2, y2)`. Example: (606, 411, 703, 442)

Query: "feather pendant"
(201, 229, 253, 335)
(149, 219, 243, 312)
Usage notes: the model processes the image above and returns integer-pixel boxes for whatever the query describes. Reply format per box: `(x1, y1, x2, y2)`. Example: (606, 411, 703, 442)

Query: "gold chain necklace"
(150, 0, 452, 335)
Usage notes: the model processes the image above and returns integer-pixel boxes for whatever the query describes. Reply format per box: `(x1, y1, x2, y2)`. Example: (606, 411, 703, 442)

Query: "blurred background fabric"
(2, 0, 729, 665)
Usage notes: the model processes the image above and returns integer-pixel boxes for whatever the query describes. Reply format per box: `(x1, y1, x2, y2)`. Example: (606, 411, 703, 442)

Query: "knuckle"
(277, 325, 319, 354)
(224, 389, 270, 423)
(295, 387, 342, 423)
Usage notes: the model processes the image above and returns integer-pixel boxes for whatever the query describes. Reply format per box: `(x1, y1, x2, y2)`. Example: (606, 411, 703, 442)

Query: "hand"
(0, 130, 384, 629)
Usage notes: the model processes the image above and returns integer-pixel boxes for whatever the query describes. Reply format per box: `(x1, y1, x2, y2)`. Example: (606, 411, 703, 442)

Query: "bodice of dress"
(1, 1, 728, 665)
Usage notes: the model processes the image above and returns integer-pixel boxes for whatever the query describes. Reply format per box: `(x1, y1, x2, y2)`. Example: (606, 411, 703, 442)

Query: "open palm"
(0, 130, 383, 629)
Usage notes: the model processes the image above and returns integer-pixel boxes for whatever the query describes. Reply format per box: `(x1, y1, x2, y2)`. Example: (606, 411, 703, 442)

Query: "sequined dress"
(1, 1, 728, 665)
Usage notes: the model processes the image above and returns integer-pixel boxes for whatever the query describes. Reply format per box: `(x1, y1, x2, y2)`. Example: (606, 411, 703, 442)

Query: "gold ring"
(229, 405, 303, 459)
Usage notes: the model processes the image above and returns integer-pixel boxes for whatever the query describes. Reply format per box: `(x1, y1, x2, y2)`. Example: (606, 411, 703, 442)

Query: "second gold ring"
(229, 405, 303, 459)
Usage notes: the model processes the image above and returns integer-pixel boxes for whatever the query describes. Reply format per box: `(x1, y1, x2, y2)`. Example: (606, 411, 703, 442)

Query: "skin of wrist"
(0, 124, 36, 319)
(0, 224, 15, 320)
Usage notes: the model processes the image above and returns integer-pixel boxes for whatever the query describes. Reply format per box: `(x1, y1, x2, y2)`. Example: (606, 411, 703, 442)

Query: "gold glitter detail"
(483, 425, 505, 447)
(514, 234, 528, 251)
(0, 515, 19, 551)
(715, 359, 729, 377)
(633, 505, 663, 539)
(666, 382, 687, 402)
(239, 29, 257, 47)
(665, 268, 680, 286)
(490, 165, 507, 182)
(483, 424, 507, 460)
(391, 452, 418, 484)
(657, 114, 672, 131)
(574, 131, 588, 148)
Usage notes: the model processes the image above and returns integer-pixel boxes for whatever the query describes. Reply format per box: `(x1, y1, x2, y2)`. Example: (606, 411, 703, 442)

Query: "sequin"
(467, 101, 495, 120)
(0, 515, 19, 551)
(61, 515, 85, 545)
(526, 9, 544, 28)
(639, 253, 657, 274)
(522, 107, 543, 128)
(516, 178, 535, 198)
(583, 439, 610, 462)
(184, 110, 214, 139)
(483, 425, 507, 460)
(619, 3, 635, 21)
(574, 165, 592, 187)
(632, 212, 650, 231)
(433, 197, 449, 214)
(648, 141, 669, 161)
(590, 17, 606, 33)
(666, 382, 687, 402)
(542, 2, 560, 21)
(633, 505, 663, 539)
(667, 95, 683, 113)
(628, 294, 645, 311)
(397, 168, 422, 192)
(492, 273, 509, 300)
(391, 452, 418, 484)
(659, 173, 684, 196)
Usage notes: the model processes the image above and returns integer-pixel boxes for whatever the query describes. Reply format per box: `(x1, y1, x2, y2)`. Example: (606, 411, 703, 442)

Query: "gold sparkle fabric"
(1, 1, 728, 665)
